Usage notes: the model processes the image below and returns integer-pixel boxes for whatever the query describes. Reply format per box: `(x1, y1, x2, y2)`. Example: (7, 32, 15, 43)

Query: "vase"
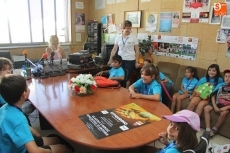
(75, 90, 95, 96)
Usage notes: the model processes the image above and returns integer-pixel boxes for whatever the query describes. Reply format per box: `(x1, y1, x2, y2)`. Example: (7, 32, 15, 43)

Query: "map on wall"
(150, 35, 198, 60)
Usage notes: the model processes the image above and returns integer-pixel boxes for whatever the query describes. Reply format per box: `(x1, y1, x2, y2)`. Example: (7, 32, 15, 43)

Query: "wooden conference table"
(27, 73, 172, 150)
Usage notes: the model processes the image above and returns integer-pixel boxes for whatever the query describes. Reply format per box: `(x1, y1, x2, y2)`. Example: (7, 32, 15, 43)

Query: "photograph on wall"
(221, 15, 230, 29)
(183, 0, 210, 12)
(79, 103, 160, 139)
(95, 0, 105, 9)
(226, 33, 230, 57)
(209, 6, 221, 24)
(199, 12, 209, 22)
(227, 3, 230, 15)
(159, 12, 173, 32)
(182, 12, 191, 22)
(172, 11, 180, 28)
(146, 12, 157, 32)
(190, 12, 200, 23)
(125, 11, 141, 28)
(75, 13, 85, 32)
(216, 29, 230, 43)
(150, 35, 198, 60)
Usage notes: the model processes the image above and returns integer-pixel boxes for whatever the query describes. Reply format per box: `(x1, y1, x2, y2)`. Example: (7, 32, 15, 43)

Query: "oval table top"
(28, 74, 172, 150)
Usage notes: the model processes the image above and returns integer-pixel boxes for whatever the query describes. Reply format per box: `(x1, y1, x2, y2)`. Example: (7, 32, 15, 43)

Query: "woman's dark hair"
(140, 64, 159, 80)
(205, 64, 222, 85)
(186, 66, 199, 80)
(122, 20, 132, 29)
(175, 122, 198, 151)
(0, 74, 27, 105)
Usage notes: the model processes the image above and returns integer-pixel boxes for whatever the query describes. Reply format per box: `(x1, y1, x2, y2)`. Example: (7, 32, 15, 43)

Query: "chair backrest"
(120, 68, 129, 88)
(183, 132, 210, 153)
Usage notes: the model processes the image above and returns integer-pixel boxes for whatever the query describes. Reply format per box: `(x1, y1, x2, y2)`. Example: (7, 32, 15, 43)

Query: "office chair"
(183, 132, 210, 153)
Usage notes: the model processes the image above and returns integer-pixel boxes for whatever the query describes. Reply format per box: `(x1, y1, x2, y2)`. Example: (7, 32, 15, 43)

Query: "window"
(0, 0, 69, 45)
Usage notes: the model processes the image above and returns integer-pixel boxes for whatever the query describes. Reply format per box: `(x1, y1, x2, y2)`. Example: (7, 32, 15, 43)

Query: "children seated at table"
(96, 55, 125, 81)
(129, 63, 161, 101)
(0, 57, 34, 123)
(204, 69, 230, 137)
(0, 74, 74, 153)
(143, 59, 174, 85)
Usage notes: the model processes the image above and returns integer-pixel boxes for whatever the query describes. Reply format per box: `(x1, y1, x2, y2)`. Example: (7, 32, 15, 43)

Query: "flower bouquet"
(68, 74, 97, 96)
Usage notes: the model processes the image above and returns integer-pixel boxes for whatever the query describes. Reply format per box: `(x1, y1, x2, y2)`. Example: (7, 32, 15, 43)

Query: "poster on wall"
(226, 34, 230, 57)
(79, 103, 161, 139)
(221, 15, 230, 29)
(216, 29, 230, 43)
(150, 35, 198, 60)
(183, 0, 210, 12)
(209, 6, 221, 25)
(182, 0, 210, 23)
(146, 12, 157, 32)
(75, 13, 85, 32)
(172, 11, 180, 28)
(159, 12, 173, 32)
(102, 33, 117, 44)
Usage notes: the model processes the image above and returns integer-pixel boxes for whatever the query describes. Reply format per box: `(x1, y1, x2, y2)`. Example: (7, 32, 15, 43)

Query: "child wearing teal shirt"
(188, 64, 223, 116)
(129, 64, 161, 101)
(140, 110, 199, 153)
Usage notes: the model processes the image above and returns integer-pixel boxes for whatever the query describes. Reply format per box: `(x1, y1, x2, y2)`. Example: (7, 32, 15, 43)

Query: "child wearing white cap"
(140, 110, 200, 153)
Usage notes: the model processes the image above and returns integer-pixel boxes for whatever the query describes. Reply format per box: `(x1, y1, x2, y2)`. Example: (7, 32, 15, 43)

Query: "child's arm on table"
(130, 93, 160, 101)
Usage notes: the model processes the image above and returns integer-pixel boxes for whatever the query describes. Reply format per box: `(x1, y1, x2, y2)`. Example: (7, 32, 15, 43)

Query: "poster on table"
(209, 6, 221, 25)
(182, 0, 210, 23)
(150, 35, 198, 60)
(159, 12, 173, 32)
(172, 11, 180, 28)
(79, 103, 161, 139)
(146, 12, 157, 32)
(75, 13, 85, 32)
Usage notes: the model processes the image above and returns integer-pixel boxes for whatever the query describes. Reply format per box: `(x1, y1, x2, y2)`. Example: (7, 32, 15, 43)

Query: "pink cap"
(163, 110, 200, 131)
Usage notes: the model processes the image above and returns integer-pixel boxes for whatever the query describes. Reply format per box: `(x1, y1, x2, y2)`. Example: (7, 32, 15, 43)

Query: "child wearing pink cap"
(140, 110, 200, 153)
(204, 69, 230, 137)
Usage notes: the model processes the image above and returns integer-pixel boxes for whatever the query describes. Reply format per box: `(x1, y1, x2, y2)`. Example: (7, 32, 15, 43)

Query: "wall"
(88, 0, 229, 71)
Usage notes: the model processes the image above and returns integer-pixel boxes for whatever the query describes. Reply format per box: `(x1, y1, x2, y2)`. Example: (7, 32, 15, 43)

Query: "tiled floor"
(29, 109, 230, 153)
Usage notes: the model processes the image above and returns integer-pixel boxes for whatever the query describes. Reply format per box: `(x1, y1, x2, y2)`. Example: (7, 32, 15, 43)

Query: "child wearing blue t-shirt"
(96, 55, 125, 81)
(0, 75, 74, 153)
(188, 64, 223, 113)
(204, 69, 230, 137)
(171, 66, 199, 113)
(129, 63, 161, 101)
(140, 110, 199, 153)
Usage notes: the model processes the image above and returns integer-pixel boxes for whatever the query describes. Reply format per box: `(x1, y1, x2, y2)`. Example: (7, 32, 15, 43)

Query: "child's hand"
(130, 92, 141, 99)
(214, 106, 221, 113)
(158, 132, 169, 145)
(96, 71, 103, 76)
(189, 96, 193, 100)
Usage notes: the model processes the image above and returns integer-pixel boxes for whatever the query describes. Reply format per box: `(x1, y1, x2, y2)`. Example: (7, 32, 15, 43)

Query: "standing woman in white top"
(108, 20, 140, 88)
(45, 35, 65, 60)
